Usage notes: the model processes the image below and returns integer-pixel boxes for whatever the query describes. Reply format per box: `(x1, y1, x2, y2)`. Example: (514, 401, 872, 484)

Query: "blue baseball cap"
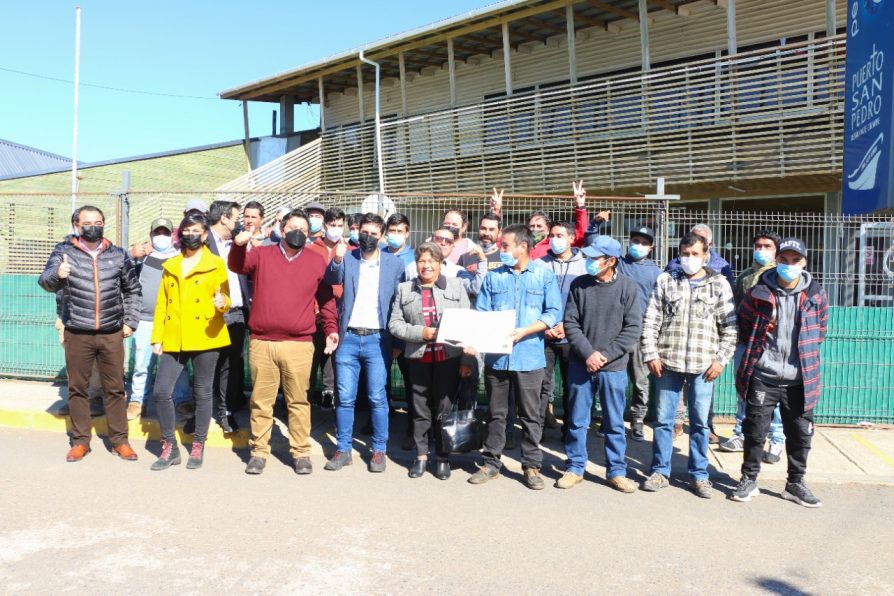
(582, 235, 621, 259)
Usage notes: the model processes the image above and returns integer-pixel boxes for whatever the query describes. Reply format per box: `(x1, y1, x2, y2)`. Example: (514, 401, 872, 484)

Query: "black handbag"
(437, 378, 484, 454)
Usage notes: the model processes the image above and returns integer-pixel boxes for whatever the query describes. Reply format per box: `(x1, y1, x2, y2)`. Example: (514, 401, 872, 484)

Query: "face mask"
(348, 230, 360, 245)
(679, 256, 704, 276)
(444, 225, 461, 239)
(180, 233, 203, 250)
(499, 250, 518, 267)
(776, 264, 802, 283)
(269, 227, 282, 244)
(754, 249, 773, 266)
(585, 257, 604, 277)
(358, 232, 379, 253)
(549, 237, 568, 255)
(479, 238, 494, 250)
(151, 235, 173, 252)
(532, 231, 546, 244)
(284, 229, 307, 250)
(79, 225, 104, 243)
(326, 227, 343, 243)
(628, 243, 649, 260)
(386, 233, 406, 250)
(308, 217, 324, 234)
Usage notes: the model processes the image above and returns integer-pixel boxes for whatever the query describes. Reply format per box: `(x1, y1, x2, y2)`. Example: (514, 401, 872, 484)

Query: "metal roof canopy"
(220, 0, 698, 103)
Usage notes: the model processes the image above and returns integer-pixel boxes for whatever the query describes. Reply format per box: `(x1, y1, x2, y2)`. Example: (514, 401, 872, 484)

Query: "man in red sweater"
(229, 208, 338, 476)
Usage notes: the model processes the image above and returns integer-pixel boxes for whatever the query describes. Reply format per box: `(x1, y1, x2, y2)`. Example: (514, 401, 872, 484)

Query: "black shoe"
(182, 416, 196, 435)
(245, 456, 266, 475)
(218, 414, 238, 434)
(782, 481, 822, 508)
(730, 476, 759, 502)
(294, 456, 313, 475)
(434, 459, 451, 480)
(320, 390, 335, 411)
(631, 421, 645, 442)
(408, 458, 427, 478)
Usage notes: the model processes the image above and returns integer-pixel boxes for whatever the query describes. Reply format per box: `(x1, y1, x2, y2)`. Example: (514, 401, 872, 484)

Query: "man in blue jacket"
(323, 213, 405, 473)
(468, 224, 562, 490)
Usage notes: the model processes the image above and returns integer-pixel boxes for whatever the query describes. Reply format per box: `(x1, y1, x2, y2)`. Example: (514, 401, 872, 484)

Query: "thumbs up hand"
(234, 225, 254, 247)
(333, 239, 348, 263)
(213, 287, 226, 310)
(57, 254, 71, 279)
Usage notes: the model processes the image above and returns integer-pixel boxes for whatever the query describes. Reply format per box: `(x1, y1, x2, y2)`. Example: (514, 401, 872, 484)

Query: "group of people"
(40, 183, 828, 508)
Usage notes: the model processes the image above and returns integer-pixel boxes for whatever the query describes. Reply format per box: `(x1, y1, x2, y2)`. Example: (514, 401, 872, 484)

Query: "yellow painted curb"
(852, 433, 894, 469)
(0, 409, 249, 449)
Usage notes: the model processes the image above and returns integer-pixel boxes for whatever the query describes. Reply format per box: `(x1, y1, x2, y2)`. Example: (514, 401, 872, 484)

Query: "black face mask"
(284, 229, 307, 250)
(444, 225, 461, 238)
(180, 233, 203, 250)
(79, 225, 104, 243)
(358, 232, 379, 253)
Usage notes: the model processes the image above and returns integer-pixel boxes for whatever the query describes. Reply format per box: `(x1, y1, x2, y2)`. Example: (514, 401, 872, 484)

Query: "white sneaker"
(763, 442, 784, 464)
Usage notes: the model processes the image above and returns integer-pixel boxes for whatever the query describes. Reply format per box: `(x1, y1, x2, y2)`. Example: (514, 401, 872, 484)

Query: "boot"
(186, 442, 204, 469)
(150, 440, 181, 471)
(545, 403, 561, 429)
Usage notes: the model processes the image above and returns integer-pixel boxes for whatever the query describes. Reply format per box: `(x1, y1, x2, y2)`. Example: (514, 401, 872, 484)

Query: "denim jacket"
(476, 261, 562, 371)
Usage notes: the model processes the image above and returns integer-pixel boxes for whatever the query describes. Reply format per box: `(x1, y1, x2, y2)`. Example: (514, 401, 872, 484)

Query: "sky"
(0, 0, 488, 163)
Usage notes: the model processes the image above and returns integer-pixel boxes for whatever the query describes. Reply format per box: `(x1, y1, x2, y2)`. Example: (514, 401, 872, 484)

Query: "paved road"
(2, 429, 893, 594)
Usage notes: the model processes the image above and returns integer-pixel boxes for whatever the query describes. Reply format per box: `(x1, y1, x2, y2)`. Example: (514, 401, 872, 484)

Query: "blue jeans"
(130, 321, 190, 405)
(651, 369, 713, 481)
(334, 331, 390, 453)
(565, 360, 629, 477)
(732, 343, 782, 444)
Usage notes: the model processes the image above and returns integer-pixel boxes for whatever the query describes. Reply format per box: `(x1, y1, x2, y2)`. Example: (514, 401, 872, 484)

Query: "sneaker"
(709, 431, 720, 445)
(126, 402, 143, 420)
(368, 451, 387, 473)
(150, 440, 181, 471)
(630, 421, 645, 442)
(217, 414, 239, 434)
(504, 429, 518, 450)
(763, 442, 784, 464)
(607, 475, 636, 493)
(186, 442, 204, 469)
(641, 472, 669, 492)
(555, 471, 583, 489)
(468, 465, 499, 484)
(524, 468, 545, 490)
(730, 476, 759, 502)
(245, 456, 266, 475)
(673, 422, 684, 438)
(718, 434, 745, 452)
(782, 481, 822, 508)
(691, 479, 714, 499)
(593, 423, 605, 439)
(320, 390, 335, 411)
(294, 456, 313, 475)
(324, 450, 353, 471)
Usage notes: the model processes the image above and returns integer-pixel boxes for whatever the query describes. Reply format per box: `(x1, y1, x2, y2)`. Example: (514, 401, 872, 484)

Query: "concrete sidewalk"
(1, 378, 892, 485)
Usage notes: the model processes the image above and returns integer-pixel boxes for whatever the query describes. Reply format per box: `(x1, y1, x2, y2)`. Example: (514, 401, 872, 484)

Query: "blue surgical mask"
(308, 217, 324, 234)
(151, 235, 172, 252)
(386, 233, 406, 250)
(753, 249, 773, 266)
(349, 230, 360, 244)
(500, 250, 518, 267)
(585, 257, 603, 277)
(549, 237, 568, 255)
(776, 264, 802, 283)
(628, 243, 649, 260)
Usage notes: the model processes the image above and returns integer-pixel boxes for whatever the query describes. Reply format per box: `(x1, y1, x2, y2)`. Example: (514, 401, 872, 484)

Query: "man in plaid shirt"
(640, 233, 737, 499)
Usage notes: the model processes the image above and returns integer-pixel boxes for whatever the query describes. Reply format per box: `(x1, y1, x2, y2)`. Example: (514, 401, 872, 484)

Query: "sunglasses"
(433, 236, 454, 244)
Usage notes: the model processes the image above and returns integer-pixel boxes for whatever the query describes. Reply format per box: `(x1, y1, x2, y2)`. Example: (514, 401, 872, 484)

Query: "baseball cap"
(629, 225, 655, 242)
(582, 235, 622, 259)
(305, 201, 326, 215)
(777, 237, 808, 258)
(184, 198, 209, 214)
(149, 217, 173, 233)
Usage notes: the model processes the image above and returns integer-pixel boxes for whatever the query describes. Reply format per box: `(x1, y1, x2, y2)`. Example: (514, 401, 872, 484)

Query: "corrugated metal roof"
(0, 139, 71, 177)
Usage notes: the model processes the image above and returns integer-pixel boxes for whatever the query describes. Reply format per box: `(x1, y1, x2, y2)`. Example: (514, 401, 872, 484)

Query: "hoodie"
(753, 270, 811, 384)
(536, 248, 588, 344)
(617, 254, 661, 315)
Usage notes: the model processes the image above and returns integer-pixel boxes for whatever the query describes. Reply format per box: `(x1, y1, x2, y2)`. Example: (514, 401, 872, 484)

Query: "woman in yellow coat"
(150, 212, 231, 471)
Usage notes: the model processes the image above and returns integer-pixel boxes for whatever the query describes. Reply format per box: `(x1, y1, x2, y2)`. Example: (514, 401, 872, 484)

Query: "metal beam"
(317, 78, 325, 132)
(398, 52, 408, 117)
(639, 0, 650, 71)
(566, 3, 577, 84)
(726, 0, 736, 56)
(279, 95, 294, 135)
(502, 22, 513, 96)
(825, 0, 836, 37)
(586, 0, 639, 21)
(356, 64, 365, 124)
(447, 39, 456, 107)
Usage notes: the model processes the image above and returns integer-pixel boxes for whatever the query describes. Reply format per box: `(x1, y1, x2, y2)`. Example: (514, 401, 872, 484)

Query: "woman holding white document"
(389, 241, 474, 480)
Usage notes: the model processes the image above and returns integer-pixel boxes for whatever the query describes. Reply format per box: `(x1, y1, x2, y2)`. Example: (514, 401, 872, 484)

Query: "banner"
(843, 0, 894, 214)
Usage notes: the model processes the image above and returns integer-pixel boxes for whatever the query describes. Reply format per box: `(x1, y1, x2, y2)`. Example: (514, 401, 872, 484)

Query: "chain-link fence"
(2, 191, 892, 424)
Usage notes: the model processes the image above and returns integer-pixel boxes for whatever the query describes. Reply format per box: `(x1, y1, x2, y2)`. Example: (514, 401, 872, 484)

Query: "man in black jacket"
(558, 236, 643, 492)
(39, 205, 142, 462)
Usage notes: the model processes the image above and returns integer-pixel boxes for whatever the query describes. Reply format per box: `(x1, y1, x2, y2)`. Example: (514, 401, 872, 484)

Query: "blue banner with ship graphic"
(843, 0, 893, 214)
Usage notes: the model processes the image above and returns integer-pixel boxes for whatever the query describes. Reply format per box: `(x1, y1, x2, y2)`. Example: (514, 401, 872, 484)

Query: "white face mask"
(679, 256, 705, 276)
(325, 227, 343, 243)
(151, 235, 173, 252)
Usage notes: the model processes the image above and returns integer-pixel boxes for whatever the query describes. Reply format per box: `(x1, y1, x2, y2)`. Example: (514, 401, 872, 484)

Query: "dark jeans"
(214, 313, 246, 420)
(63, 329, 128, 446)
(154, 350, 220, 443)
(388, 355, 411, 433)
(627, 342, 651, 422)
(406, 357, 460, 457)
(540, 342, 571, 429)
(310, 324, 336, 399)
(742, 377, 814, 483)
(482, 368, 546, 470)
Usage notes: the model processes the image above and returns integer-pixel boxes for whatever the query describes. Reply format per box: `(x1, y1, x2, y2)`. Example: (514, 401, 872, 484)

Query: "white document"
(436, 309, 516, 355)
